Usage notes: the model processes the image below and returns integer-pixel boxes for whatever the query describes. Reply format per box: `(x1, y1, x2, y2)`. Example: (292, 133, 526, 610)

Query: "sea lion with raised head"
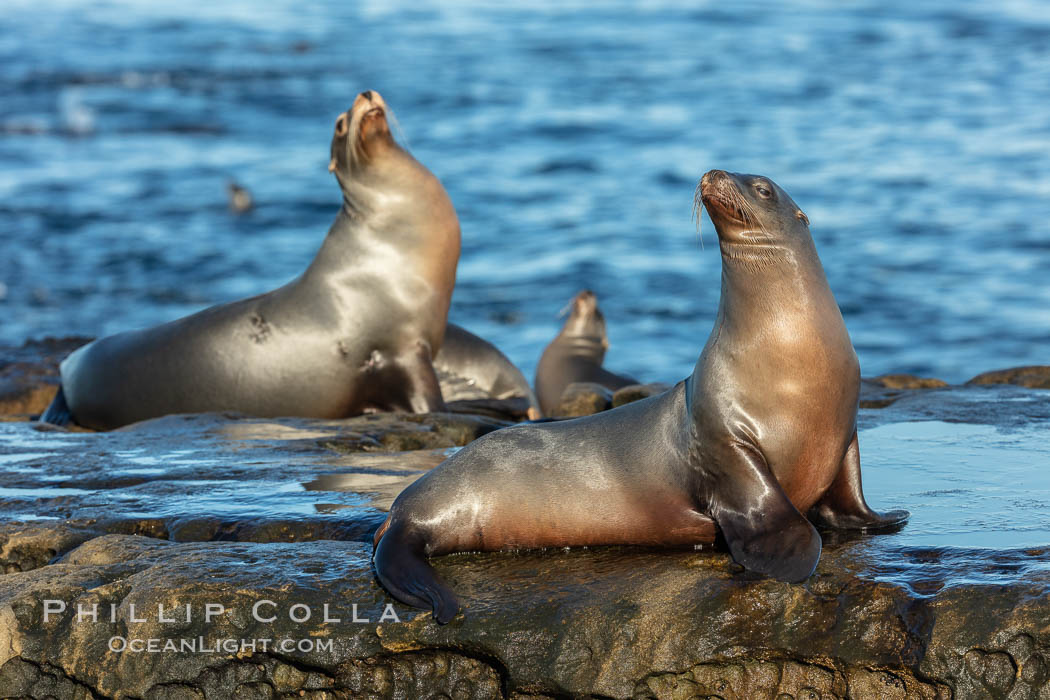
(534, 290, 638, 416)
(41, 90, 460, 430)
(373, 170, 908, 623)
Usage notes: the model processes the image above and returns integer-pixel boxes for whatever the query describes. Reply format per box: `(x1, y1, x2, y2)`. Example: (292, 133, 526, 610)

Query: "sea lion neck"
(333, 142, 414, 219)
(302, 160, 461, 315)
(557, 311, 608, 360)
(555, 332, 607, 361)
(714, 232, 841, 338)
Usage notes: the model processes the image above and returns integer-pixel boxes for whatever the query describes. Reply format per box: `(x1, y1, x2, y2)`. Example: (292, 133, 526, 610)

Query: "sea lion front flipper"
(396, 342, 447, 414)
(808, 431, 910, 531)
(706, 441, 822, 583)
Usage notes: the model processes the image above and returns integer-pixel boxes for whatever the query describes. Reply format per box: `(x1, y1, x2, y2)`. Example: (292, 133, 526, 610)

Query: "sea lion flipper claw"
(707, 441, 822, 583)
(807, 431, 910, 531)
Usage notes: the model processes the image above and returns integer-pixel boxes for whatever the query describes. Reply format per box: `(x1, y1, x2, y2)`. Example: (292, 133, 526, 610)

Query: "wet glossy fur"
(43, 91, 460, 430)
(373, 170, 908, 623)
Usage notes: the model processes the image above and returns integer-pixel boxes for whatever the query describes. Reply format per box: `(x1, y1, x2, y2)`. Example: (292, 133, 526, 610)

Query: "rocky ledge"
(1, 338, 1049, 699)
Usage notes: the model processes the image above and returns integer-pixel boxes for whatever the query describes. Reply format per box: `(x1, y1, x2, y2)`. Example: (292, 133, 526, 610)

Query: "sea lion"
(373, 170, 908, 623)
(435, 324, 541, 420)
(534, 290, 638, 416)
(226, 180, 253, 213)
(41, 90, 460, 430)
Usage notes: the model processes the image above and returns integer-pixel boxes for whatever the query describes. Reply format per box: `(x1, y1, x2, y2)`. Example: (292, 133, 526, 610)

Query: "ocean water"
(1, 0, 1048, 385)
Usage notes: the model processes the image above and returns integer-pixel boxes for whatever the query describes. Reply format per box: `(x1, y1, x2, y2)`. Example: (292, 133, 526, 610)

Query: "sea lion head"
(328, 90, 397, 177)
(327, 90, 449, 207)
(561, 290, 610, 351)
(698, 170, 810, 250)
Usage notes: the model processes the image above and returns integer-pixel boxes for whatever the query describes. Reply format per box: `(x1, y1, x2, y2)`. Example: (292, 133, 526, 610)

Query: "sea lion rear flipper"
(373, 523, 460, 624)
(39, 386, 73, 427)
(707, 441, 822, 583)
(807, 431, 910, 531)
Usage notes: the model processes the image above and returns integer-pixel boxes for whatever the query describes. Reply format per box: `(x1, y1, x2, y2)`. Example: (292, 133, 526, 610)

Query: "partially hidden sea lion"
(41, 90, 461, 430)
(373, 169, 909, 623)
(534, 290, 639, 416)
(226, 180, 253, 213)
(435, 323, 541, 420)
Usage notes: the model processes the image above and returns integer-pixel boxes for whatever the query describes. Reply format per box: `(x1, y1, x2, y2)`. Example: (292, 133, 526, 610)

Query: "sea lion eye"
(755, 185, 772, 199)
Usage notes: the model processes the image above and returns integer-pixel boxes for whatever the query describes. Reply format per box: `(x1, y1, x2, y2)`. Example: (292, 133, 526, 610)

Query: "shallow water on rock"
(0, 415, 397, 538)
(862, 420, 1050, 550)
(1, 386, 1048, 588)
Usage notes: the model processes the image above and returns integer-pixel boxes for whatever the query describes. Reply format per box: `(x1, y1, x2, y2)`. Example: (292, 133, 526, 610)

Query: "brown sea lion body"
(42, 91, 460, 430)
(534, 290, 638, 415)
(374, 170, 908, 623)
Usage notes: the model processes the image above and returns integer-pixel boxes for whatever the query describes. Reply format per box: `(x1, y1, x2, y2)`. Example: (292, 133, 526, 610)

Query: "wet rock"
(1, 535, 1046, 698)
(859, 375, 952, 410)
(611, 383, 671, 409)
(0, 522, 95, 573)
(0, 537, 506, 698)
(554, 382, 613, 417)
(966, 365, 1050, 389)
(0, 337, 89, 419)
(0, 413, 448, 549)
(320, 411, 508, 453)
(858, 382, 1050, 429)
(868, 374, 949, 390)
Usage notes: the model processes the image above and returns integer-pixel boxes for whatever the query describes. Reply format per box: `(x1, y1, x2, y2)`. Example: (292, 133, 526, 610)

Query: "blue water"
(2, 0, 1049, 384)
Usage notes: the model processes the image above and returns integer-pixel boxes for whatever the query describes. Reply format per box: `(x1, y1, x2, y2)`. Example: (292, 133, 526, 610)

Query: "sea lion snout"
(699, 170, 745, 225)
(700, 169, 730, 189)
(572, 290, 598, 316)
(699, 169, 733, 201)
(359, 107, 390, 145)
(352, 89, 384, 113)
(350, 91, 389, 142)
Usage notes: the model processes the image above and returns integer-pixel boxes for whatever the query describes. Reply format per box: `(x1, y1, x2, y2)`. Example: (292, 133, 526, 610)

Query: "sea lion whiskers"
(692, 179, 706, 250)
(349, 115, 369, 170)
(384, 104, 410, 151)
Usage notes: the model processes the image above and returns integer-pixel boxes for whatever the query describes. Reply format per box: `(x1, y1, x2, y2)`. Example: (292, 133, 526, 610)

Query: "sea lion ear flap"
(796, 210, 809, 226)
(328, 157, 337, 173)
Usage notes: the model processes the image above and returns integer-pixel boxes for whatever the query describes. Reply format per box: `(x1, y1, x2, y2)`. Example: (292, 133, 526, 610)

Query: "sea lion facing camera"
(534, 290, 639, 416)
(41, 90, 460, 430)
(373, 170, 908, 623)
